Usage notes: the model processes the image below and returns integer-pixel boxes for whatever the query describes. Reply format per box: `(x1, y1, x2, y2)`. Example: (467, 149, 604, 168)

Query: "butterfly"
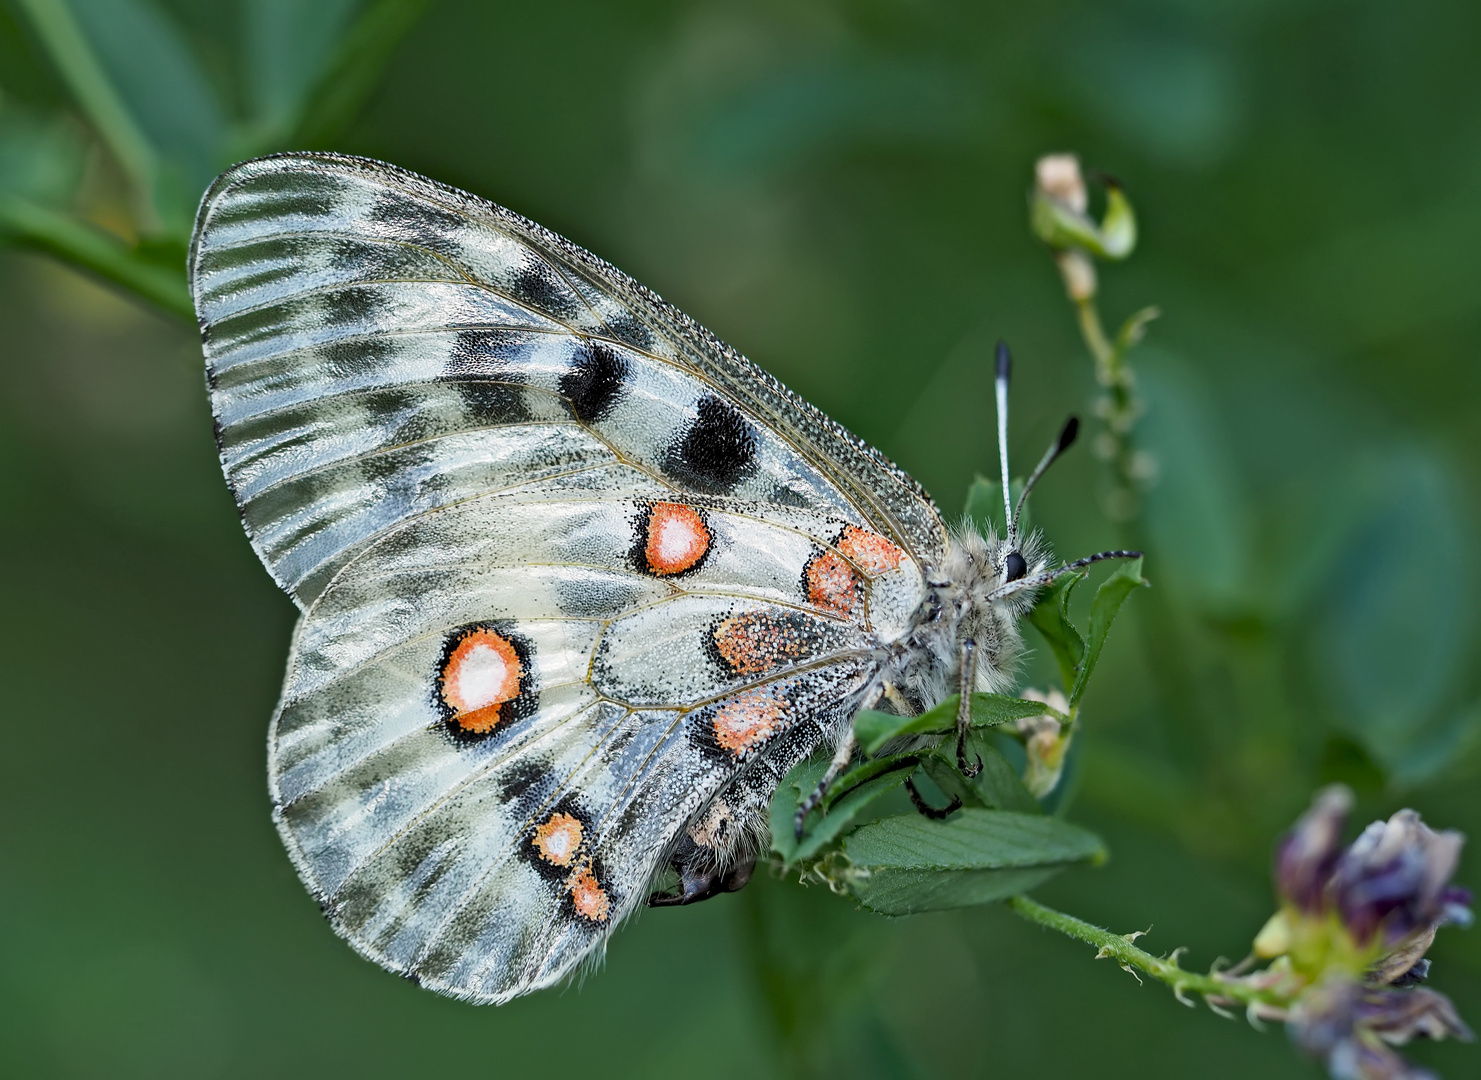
(189, 152, 1135, 1003)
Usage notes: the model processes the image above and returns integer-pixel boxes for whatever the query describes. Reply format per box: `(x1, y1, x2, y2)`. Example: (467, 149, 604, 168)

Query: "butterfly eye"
(1004, 551, 1028, 582)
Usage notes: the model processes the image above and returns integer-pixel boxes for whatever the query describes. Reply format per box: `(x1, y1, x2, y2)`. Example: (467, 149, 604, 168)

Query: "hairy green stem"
(1007, 895, 1279, 1010)
(0, 196, 192, 321)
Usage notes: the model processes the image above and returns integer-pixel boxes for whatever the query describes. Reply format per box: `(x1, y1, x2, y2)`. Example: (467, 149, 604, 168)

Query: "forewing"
(190, 152, 946, 607)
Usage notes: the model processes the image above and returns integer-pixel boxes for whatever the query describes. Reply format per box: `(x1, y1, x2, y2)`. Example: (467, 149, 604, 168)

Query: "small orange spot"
(838, 525, 903, 576)
(713, 690, 786, 755)
(440, 628, 523, 733)
(644, 503, 710, 575)
(532, 812, 583, 867)
(712, 610, 814, 675)
(805, 548, 859, 616)
(569, 865, 610, 922)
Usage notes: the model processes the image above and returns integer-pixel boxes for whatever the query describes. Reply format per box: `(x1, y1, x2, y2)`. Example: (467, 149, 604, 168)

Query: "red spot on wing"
(437, 628, 524, 734)
(804, 548, 860, 617)
(712, 610, 817, 675)
(532, 812, 583, 867)
(712, 689, 786, 755)
(838, 525, 903, 576)
(569, 864, 610, 922)
(644, 503, 710, 575)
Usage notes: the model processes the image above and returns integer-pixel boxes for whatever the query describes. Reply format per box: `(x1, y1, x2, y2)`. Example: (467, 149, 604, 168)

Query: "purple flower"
(1288, 975, 1473, 1080)
(1268, 788, 1472, 979)
(1278, 786, 1355, 915)
(1332, 810, 1473, 951)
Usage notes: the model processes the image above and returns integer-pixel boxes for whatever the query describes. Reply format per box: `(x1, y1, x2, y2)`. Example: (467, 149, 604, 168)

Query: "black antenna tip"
(995, 340, 1012, 383)
(1058, 415, 1080, 452)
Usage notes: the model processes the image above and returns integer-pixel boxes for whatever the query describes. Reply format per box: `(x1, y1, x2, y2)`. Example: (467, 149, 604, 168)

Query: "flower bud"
(1030, 153, 1138, 260)
(1017, 688, 1071, 797)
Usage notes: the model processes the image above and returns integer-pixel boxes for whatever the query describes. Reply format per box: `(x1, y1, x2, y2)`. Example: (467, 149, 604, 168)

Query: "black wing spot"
(665, 395, 758, 493)
(559, 341, 629, 424)
(510, 259, 580, 319)
(448, 381, 531, 425)
(320, 286, 380, 327)
(602, 310, 655, 350)
(368, 193, 464, 248)
(446, 329, 527, 377)
(324, 338, 398, 380)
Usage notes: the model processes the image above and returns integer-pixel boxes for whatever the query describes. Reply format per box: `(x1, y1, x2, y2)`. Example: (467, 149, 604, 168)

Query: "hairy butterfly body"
(191, 153, 1124, 1003)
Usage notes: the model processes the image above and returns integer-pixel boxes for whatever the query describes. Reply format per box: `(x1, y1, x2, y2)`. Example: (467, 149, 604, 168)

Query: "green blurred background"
(1, 1, 1478, 1076)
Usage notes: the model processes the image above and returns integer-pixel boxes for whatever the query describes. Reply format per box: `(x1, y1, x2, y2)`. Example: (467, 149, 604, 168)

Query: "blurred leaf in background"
(1, 1, 1479, 1078)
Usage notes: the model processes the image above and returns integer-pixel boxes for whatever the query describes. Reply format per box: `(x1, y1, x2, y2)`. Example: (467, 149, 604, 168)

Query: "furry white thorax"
(880, 520, 1049, 716)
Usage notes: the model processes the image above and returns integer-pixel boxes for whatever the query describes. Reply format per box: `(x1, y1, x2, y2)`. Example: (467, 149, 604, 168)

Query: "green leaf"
(855, 694, 1055, 756)
(838, 809, 1107, 915)
(245, 0, 361, 137)
(963, 473, 1027, 537)
(1029, 569, 1086, 692)
(788, 754, 917, 865)
(768, 757, 829, 864)
(1068, 557, 1147, 709)
(926, 737, 1040, 813)
(14, 0, 159, 206)
(67, 0, 228, 224)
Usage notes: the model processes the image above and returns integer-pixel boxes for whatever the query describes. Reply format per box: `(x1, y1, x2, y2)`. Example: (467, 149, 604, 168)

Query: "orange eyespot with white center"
(532, 812, 583, 867)
(435, 626, 527, 735)
(640, 502, 710, 576)
(712, 689, 786, 755)
(569, 865, 610, 923)
(838, 525, 903, 576)
(804, 548, 860, 617)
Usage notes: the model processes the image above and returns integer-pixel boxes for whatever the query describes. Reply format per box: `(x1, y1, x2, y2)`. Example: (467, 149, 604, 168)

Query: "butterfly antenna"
(990, 548, 1142, 600)
(994, 340, 1014, 543)
(1011, 415, 1079, 539)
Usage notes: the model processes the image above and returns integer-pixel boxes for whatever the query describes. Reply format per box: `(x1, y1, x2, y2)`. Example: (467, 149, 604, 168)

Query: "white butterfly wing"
(193, 153, 944, 606)
(191, 153, 942, 1001)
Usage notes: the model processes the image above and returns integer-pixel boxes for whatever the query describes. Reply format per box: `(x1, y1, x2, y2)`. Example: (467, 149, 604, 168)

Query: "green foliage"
(3, 3, 1481, 1077)
(836, 810, 1106, 915)
(1028, 569, 1086, 692)
(852, 693, 1056, 756)
(1069, 557, 1147, 709)
(0, 0, 430, 315)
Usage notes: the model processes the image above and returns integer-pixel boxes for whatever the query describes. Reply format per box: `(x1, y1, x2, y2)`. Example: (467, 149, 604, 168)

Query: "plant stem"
(0, 195, 193, 321)
(1006, 895, 1280, 1010)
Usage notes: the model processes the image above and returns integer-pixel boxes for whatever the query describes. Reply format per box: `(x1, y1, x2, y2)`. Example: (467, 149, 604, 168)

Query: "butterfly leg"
(904, 776, 962, 820)
(792, 728, 858, 840)
(955, 640, 983, 777)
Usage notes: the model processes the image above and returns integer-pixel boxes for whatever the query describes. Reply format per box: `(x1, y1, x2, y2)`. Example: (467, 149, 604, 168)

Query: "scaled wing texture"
(190, 153, 945, 1002)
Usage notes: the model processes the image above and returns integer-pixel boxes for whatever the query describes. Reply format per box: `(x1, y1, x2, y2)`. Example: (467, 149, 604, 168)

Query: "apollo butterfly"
(190, 153, 1133, 1003)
